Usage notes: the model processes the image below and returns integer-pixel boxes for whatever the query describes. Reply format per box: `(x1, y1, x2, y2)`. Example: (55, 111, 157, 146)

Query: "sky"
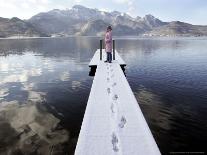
(0, 0, 207, 25)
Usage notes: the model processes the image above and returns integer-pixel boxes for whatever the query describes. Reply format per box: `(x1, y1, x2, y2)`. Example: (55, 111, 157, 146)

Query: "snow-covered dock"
(75, 49, 161, 155)
(89, 49, 126, 67)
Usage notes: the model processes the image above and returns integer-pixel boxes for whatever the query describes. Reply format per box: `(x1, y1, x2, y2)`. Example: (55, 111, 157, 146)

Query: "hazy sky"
(0, 0, 207, 25)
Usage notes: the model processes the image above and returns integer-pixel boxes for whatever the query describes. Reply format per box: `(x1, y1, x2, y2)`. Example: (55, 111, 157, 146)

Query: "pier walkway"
(75, 46, 161, 155)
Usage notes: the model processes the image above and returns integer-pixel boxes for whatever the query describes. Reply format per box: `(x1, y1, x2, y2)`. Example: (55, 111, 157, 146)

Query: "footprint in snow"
(111, 103, 115, 113)
(112, 82, 117, 87)
(107, 88, 111, 94)
(113, 94, 118, 100)
(119, 116, 127, 128)
(111, 132, 119, 152)
(107, 78, 110, 82)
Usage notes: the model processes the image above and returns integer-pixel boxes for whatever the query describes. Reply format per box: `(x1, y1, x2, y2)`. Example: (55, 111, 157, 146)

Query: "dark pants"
(107, 52, 112, 63)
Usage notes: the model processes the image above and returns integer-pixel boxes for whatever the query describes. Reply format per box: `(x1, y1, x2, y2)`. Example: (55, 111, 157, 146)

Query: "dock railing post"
(100, 40, 102, 60)
(113, 40, 115, 60)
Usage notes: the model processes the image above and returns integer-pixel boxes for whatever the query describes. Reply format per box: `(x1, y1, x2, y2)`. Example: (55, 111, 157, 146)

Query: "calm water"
(0, 37, 207, 154)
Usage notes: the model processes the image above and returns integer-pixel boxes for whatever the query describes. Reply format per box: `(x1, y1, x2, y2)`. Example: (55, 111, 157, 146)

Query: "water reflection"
(0, 37, 207, 154)
(119, 37, 207, 154)
(0, 38, 99, 139)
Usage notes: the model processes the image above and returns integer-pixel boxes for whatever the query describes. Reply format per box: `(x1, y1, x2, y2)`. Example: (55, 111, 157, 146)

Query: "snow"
(101, 11, 106, 16)
(75, 51, 161, 155)
(89, 49, 126, 67)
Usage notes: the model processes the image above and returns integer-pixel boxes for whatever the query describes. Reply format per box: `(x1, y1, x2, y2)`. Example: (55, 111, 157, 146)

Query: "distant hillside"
(0, 17, 49, 38)
(0, 5, 207, 38)
(143, 21, 207, 37)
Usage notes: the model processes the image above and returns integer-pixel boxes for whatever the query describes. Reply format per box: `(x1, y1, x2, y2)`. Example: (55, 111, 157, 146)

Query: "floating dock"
(75, 44, 161, 155)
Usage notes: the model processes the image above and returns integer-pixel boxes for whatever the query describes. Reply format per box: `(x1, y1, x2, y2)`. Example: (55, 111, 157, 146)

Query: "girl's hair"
(107, 26, 112, 31)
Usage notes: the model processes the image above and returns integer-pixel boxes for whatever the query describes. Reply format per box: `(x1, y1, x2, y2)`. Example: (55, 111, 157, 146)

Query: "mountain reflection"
(0, 37, 207, 154)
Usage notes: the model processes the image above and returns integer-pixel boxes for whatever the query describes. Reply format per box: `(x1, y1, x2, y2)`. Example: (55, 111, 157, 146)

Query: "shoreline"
(0, 35, 207, 40)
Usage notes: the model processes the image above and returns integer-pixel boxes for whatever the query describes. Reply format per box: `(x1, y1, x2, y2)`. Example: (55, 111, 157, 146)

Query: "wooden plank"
(89, 49, 126, 67)
(75, 61, 161, 155)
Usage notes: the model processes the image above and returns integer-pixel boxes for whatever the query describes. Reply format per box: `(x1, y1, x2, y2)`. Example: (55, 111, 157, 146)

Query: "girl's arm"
(109, 32, 112, 43)
(105, 33, 111, 43)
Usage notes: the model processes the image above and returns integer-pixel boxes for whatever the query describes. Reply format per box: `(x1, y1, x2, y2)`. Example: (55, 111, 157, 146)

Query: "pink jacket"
(105, 31, 112, 52)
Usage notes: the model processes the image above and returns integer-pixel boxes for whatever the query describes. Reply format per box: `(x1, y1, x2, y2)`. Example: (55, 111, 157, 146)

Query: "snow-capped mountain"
(28, 5, 166, 36)
(0, 5, 207, 37)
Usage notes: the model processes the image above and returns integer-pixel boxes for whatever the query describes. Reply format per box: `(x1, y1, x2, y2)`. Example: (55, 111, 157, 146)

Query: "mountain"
(0, 5, 207, 37)
(78, 19, 140, 36)
(28, 5, 166, 36)
(141, 14, 167, 28)
(143, 21, 207, 36)
(28, 9, 80, 35)
(78, 20, 108, 36)
(0, 17, 49, 38)
(28, 5, 115, 35)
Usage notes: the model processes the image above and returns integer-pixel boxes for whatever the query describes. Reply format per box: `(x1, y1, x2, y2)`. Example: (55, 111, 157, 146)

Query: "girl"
(105, 26, 112, 63)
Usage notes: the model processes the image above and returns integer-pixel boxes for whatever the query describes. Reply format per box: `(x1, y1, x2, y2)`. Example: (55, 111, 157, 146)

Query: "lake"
(0, 37, 207, 154)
